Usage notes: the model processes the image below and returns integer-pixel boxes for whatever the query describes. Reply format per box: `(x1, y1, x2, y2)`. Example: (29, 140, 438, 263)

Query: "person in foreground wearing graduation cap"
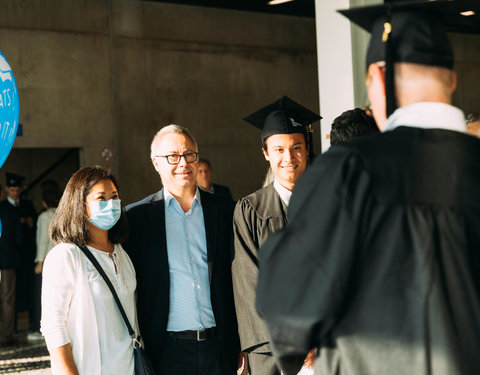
(232, 96, 320, 375)
(255, 1, 480, 375)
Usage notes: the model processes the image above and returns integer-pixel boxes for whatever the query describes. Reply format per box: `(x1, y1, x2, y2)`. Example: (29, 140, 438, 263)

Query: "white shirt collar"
(273, 179, 292, 207)
(7, 197, 19, 206)
(383, 102, 466, 133)
(164, 186, 202, 207)
(198, 185, 214, 194)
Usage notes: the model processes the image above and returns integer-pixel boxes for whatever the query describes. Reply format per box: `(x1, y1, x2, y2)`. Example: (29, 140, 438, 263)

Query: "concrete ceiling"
(149, 0, 315, 18)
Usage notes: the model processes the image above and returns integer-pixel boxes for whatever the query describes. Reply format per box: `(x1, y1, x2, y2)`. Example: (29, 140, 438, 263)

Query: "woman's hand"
(49, 343, 79, 375)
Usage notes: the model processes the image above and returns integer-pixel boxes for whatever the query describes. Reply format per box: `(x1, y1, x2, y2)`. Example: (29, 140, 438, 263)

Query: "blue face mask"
(87, 199, 121, 230)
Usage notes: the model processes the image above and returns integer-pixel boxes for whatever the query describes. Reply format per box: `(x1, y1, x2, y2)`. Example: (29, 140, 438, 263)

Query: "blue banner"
(0, 51, 19, 237)
(0, 50, 19, 169)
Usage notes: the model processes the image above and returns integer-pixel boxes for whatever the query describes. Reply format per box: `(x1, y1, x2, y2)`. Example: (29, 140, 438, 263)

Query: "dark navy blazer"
(124, 188, 239, 374)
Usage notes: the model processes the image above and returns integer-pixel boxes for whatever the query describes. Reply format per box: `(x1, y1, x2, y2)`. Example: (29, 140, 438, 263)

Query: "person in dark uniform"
(4, 173, 37, 329)
(232, 96, 321, 375)
(256, 2, 480, 375)
(0, 174, 23, 345)
(197, 158, 234, 203)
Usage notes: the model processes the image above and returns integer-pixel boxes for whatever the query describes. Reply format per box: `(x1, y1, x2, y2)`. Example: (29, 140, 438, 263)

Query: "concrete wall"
(0, 0, 319, 206)
(451, 33, 480, 116)
(112, 1, 319, 202)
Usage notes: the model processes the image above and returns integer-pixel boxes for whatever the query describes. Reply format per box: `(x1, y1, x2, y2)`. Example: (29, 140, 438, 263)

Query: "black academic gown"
(232, 183, 287, 353)
(256, 126, 480, 375)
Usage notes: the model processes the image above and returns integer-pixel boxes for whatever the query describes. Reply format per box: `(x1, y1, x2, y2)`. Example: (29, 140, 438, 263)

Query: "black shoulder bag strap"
(78, 245, 137, 341)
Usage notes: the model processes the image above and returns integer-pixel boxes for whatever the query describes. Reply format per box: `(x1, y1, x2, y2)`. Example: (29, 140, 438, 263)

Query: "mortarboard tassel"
(384, 4, 396, 118)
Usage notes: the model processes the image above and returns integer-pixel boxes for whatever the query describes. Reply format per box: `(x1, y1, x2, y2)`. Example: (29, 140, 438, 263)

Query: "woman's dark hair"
(49, 166, 128, 246)
(42, 188, 60, 208)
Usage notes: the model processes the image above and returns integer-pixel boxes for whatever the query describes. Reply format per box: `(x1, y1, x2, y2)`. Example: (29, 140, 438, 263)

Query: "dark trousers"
(0, 269, 16, 340)
(247, 351, 280, 375)
(156, 334, 222, 375)
(31, 274, 42, 332)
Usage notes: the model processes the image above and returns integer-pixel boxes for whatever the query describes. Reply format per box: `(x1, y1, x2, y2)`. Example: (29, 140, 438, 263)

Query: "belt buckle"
(197, 330, 206, 342)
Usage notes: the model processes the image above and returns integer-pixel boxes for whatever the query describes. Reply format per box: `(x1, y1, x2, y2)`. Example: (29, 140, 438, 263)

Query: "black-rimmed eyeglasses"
(154, 152, 199, 165)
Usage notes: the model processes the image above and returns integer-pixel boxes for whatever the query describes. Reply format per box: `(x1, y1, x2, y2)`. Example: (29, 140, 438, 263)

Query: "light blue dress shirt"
(164, 188, 216, 331)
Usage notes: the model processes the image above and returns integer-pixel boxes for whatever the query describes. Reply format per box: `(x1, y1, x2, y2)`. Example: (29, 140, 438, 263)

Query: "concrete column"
(315, 0, 381, 151)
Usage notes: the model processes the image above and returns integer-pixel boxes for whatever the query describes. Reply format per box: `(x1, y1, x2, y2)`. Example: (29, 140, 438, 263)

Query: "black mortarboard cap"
(243, 96, 321, 142)
(244, 96, 321, 159)
(338, 0, 479, 117)
(6, 172, 25, 187)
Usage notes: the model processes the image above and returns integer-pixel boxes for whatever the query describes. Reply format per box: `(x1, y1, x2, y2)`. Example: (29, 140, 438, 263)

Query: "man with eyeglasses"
(124, 124, 240, 374)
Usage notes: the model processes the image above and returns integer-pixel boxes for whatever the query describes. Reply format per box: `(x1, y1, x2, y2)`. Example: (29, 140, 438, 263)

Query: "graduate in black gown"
(232, 96, 320, 375)
(256, 2, 480, 375)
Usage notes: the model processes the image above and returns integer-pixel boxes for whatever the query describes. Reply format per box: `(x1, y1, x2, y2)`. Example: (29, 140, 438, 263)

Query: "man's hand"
(34, 262, 43, 275)
(27, 217, 35, 228)
(303, 348, 316, 368)
(237, 351, 248, 375)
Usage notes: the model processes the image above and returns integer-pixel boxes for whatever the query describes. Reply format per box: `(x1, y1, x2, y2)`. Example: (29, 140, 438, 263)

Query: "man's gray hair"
(150, 124, 199, 159)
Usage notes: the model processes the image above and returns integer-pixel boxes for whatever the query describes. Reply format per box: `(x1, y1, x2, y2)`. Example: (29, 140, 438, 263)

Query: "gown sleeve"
(256, 147, 372, 375)
(41, 245, 77, 350)
(232, 198, 271, 350)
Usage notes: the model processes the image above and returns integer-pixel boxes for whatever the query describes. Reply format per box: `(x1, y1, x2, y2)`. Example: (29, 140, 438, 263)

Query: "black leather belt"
(168, 327, 217, 341)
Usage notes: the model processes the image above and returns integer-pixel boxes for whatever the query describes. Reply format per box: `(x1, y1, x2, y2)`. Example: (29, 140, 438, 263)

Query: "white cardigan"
(41, 243, 137, 375)
(35, 208, 56, 262)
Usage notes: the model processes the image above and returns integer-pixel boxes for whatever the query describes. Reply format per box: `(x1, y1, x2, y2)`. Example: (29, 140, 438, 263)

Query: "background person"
(329, 107, 379, 145)
(4, 173, 37, 331)
(466, 112, 480, 137)
(41, 166, 137, 375)
(0, 180, 22, 346)
(28, 188, 60, 341)
(197, 158, 234, 203)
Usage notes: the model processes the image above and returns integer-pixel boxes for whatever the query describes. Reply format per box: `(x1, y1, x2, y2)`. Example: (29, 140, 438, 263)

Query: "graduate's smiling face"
(263, 133, 308, 191)
(152, 133, 199, 192)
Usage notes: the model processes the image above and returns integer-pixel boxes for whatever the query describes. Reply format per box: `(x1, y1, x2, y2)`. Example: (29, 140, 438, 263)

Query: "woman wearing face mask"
(41, 166, 136, 375)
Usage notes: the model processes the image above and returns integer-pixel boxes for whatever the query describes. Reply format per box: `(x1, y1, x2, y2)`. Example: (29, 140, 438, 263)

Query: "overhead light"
(460, 10, 475, 16)
(268, 0, 294, 5)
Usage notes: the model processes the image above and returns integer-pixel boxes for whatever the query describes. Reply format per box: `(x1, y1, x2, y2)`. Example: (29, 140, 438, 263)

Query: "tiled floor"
(0, 311, 51, 374)
(0, 336, 51, 375)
